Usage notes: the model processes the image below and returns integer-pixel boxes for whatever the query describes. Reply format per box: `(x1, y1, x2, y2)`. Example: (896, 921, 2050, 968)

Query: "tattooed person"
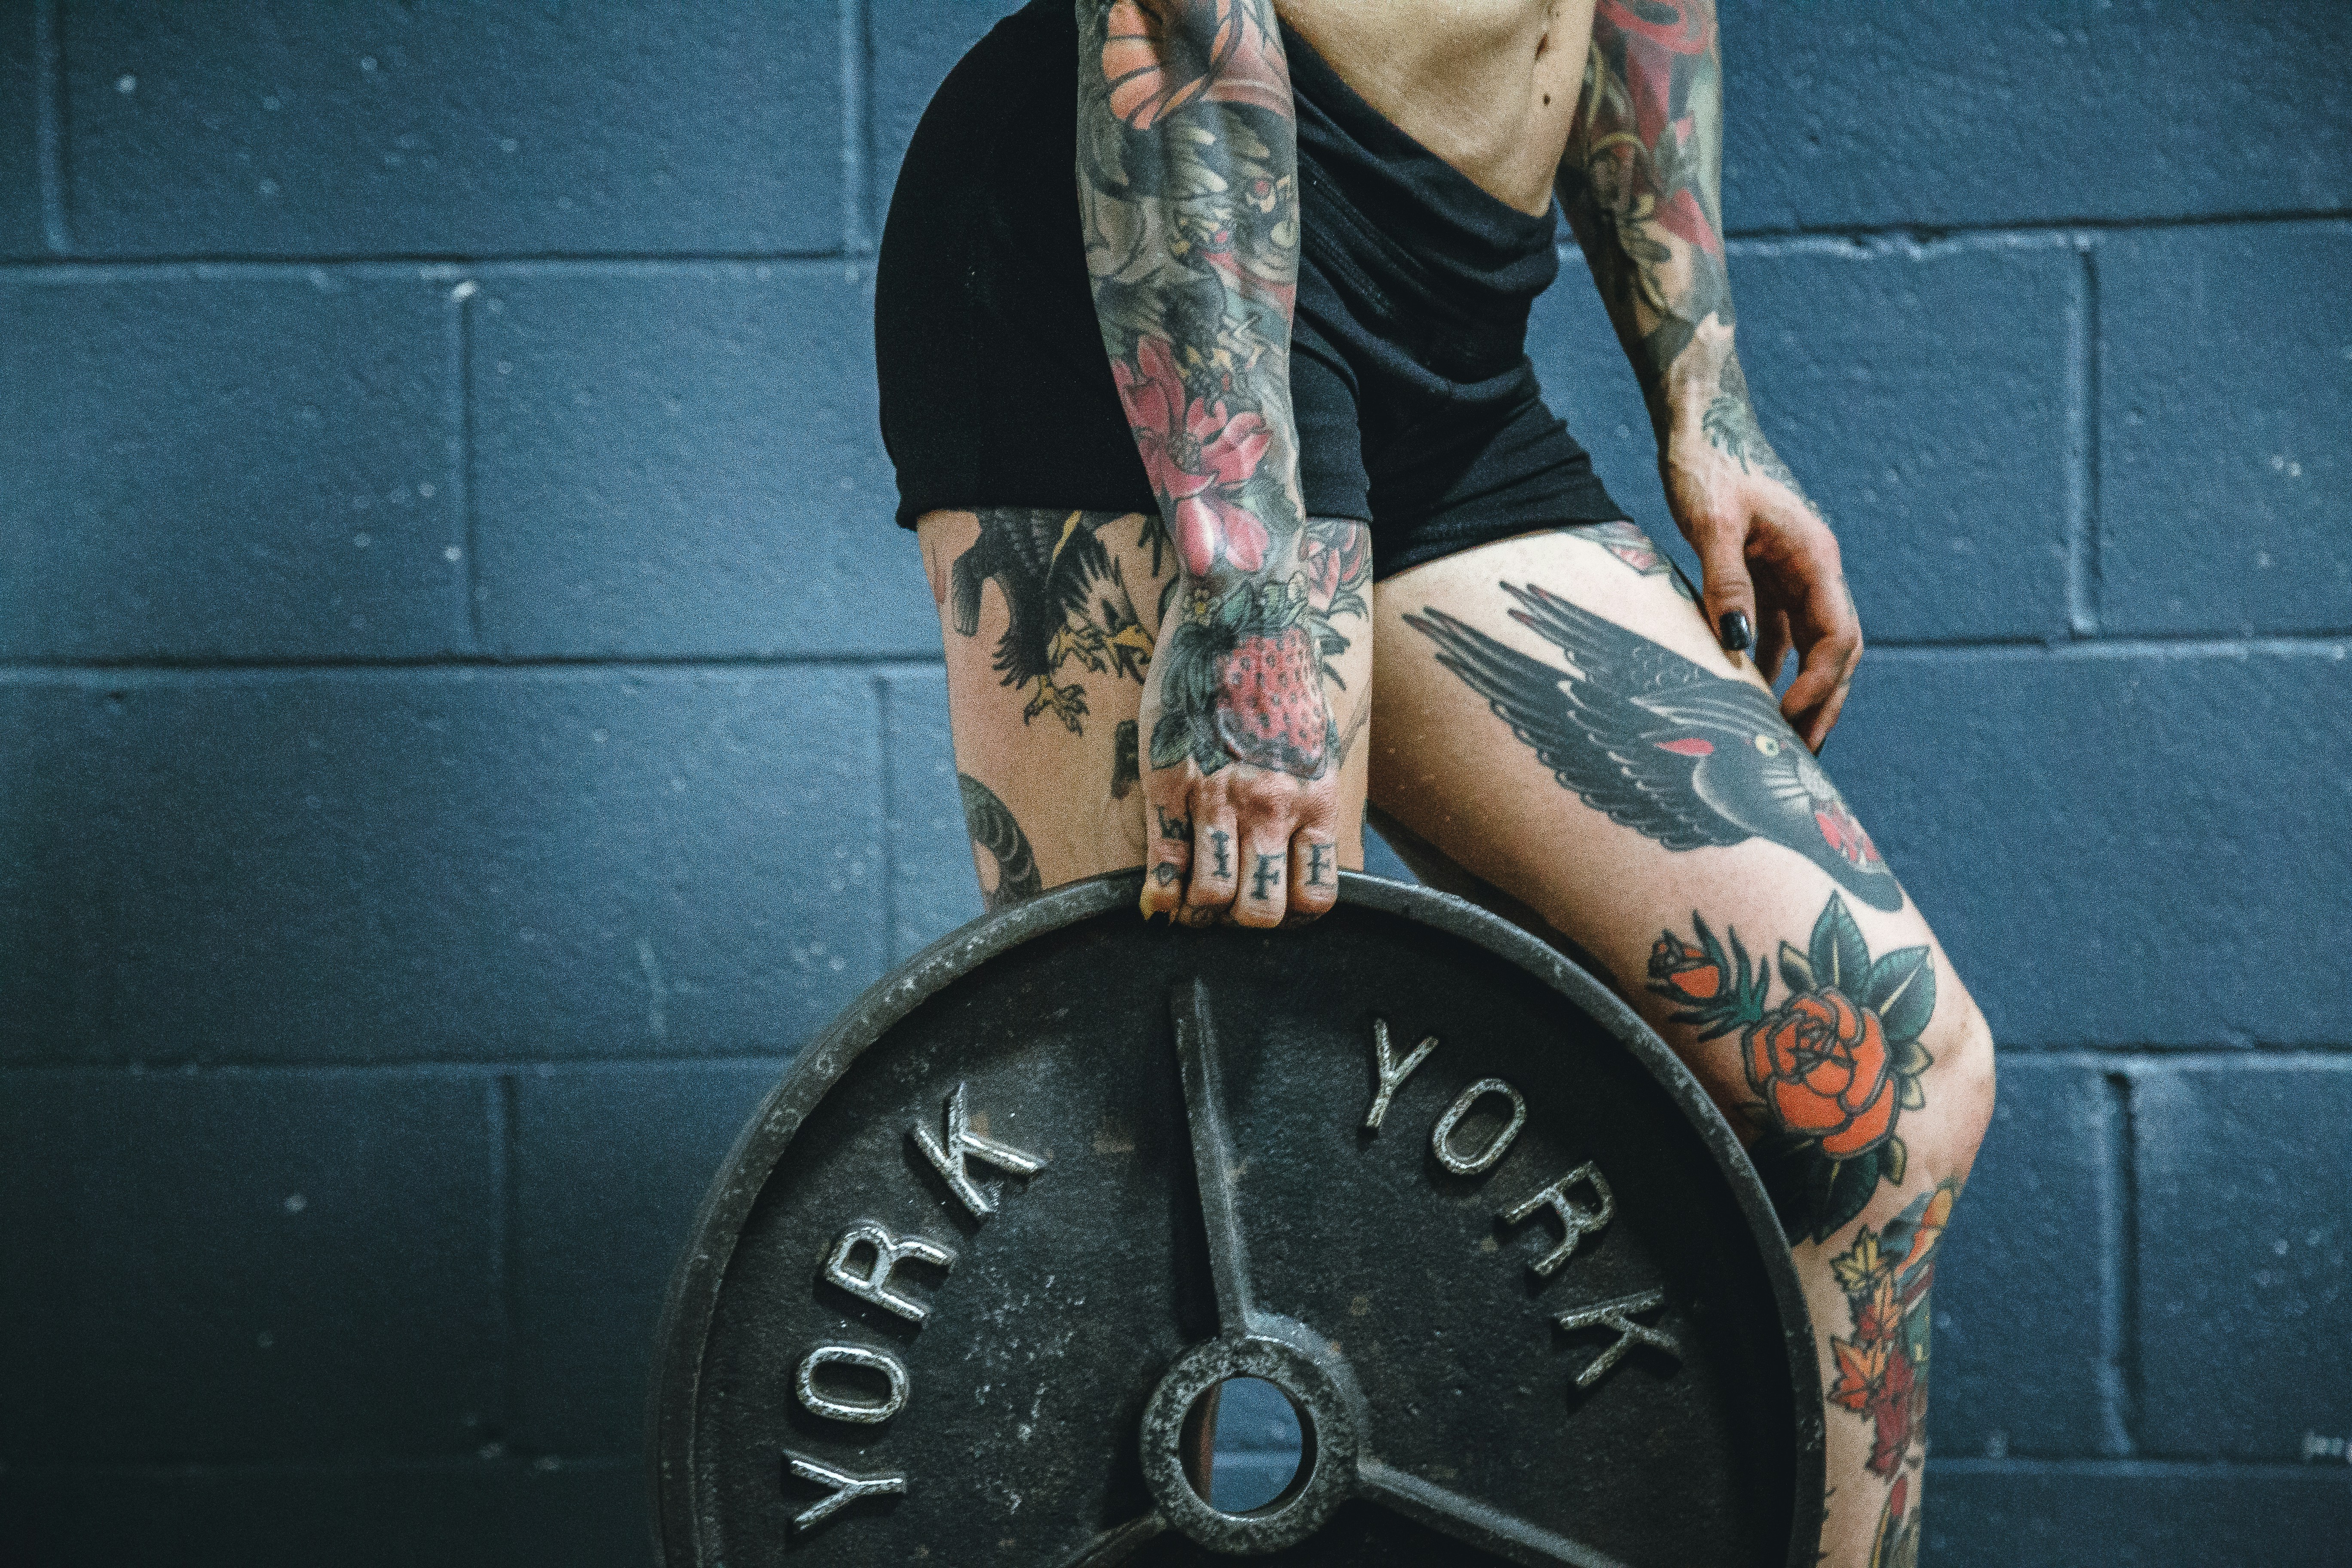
(876, 2, 1995, 1561)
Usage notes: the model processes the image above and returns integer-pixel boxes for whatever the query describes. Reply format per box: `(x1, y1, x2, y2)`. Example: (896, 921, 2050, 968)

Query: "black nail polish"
(1718, 610, 1754, 652)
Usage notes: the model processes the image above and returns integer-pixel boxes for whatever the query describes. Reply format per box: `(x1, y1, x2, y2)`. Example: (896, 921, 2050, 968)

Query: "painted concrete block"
(471, 264, 932, 658)
(0, 1067, 500, 1463)
(1722, 1, 2352, 233)
(1929, 1060, 2113, 1461)
(1528, 239, 2078, 645)
(0, 668, 888, 1064)
(1831, 645, 2352, 1048)
(1, 5, 44, 257)
(1923, 1462, 2352, 1568)
(2099, 223, 2352, 635)
(60, 0, 840, 257)
(0, 269, 468, 659)
(509, 1060, 786, 1456)
(0, 1458, 648, 1568)
(2135, 1061, 2352, 1460)
(1734, 239, 2077, 643)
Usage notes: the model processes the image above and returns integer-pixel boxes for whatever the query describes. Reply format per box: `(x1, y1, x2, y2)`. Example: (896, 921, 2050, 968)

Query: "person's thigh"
(918, 507, 1373, 902)
(1367, 524, 1997, 1561)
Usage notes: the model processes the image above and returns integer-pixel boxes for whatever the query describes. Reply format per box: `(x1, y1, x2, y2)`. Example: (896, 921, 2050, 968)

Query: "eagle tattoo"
(1406, 583, 1904, 912)
(950, 508, 1151, 732)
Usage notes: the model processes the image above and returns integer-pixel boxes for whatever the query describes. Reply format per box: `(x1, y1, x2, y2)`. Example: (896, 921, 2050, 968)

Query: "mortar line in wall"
(841, 0, 874, 256)
(487, 1070, 519, 1450)
(875, 671, 900, 963)
(0, 250, 854, 273)
(2067, 241, 2103, 637)
(1927, 1455, 2343, 1479)
(33, 0, 70, 254)
(0, 652, 955, 674)
(0, 1453, 642, 1482)
(451, 278, 484, 652)
(1722, 205, 2352, 244)
(20, 627, 2352, 677)
(0, 209, 2340, 278)
(2098, 1068, 2141, 1456)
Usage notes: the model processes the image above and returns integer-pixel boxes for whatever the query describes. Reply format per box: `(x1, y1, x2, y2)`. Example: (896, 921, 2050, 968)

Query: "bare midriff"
(1277, 0, 1596, 216)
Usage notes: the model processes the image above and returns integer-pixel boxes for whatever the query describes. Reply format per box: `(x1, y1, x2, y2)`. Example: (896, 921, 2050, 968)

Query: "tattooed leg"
(1577, 520, 1697, 601)
(919, 506, 1369, 908)
(1369, 527, 1995, 1568)
(957, 773, 1042, 912)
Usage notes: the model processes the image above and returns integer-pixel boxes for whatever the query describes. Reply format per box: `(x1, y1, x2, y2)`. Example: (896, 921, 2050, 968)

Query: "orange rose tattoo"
(1646, 895, 1936, 1241)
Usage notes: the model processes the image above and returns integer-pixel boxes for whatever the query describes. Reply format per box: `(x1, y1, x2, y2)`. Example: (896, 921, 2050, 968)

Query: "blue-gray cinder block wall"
(3, 3, 2347, 1564)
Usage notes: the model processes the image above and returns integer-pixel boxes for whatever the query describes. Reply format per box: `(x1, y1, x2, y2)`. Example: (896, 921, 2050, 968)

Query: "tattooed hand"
(1559, 0, 1861, 749)
(1080, 0, 1357, 926)
(1663, 340, 1861, 750)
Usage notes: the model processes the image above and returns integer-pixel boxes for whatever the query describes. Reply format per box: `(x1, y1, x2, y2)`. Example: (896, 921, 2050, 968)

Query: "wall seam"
(1722, 206, 2352, 243)
(2068, 238, 2104, 637)
(0, 653, 957, 674)
(875, 671, 899, 962)
(32, 0, 70, 254)
(451, 279, 484, 652)
(2098, 1066, 2142, 1456)
(840, 0, 873, 257)
(487, 1070, 520, 1452)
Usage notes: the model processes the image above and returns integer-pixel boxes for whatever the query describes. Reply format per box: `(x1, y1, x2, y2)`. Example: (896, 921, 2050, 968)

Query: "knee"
(1925, 998, 1998, 1183)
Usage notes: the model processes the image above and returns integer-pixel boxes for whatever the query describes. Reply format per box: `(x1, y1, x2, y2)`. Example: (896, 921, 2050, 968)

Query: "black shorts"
(874, 0, 1630, 581)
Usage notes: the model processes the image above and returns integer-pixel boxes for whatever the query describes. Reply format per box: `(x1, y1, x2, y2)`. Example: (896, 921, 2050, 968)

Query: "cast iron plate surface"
(654, 873, 1822, 1566)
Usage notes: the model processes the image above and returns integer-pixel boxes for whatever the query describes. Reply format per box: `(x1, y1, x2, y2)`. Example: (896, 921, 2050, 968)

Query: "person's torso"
(1277, 0, 1596, 217)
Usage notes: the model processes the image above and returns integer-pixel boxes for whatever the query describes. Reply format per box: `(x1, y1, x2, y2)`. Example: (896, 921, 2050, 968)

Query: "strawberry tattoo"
(1151, 577, 1333, 779)
(1214, 625, 1328, 776)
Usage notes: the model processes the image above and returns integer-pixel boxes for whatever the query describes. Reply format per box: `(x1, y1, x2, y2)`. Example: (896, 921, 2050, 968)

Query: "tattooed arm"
(1078, 0, 1352, 927)
(1559, 0, 1861, 748)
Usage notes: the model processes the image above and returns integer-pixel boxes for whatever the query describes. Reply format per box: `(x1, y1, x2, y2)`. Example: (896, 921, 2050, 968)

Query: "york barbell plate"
(653, 873, 1822, 1565)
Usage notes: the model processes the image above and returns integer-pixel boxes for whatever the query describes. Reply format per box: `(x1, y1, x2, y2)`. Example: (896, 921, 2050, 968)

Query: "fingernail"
(1718, 610, 1754, 652)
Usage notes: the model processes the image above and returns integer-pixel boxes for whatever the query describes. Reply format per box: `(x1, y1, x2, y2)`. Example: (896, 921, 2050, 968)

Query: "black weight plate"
(652, 873, 1822, 1567)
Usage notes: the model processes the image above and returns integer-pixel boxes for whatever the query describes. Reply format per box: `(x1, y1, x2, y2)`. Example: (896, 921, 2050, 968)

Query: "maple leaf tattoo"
(1406, 583, 1904, 912)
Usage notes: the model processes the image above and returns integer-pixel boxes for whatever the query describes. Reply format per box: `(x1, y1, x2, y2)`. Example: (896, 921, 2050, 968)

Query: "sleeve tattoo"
(1077, 0, 1337, 782)
(1559, 0, 1806, 501)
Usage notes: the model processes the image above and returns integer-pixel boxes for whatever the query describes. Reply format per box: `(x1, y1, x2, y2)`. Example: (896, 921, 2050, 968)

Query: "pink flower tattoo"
(1113, 336, 1272, 577)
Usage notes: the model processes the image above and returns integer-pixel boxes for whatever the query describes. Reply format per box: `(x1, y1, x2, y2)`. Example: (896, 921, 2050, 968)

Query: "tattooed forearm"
(1647, 894, 1936, 1241)
(1558, 0, 1803, 508)
(958, 773, 1044, 911)
(1699, 358, 1812, 507)
(1078, 0, 1335, 781)
(1558, 0, 1730, 424)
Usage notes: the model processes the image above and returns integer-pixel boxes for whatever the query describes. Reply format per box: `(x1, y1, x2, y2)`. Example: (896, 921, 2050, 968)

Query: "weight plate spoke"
(1171, 977, 1261, 1335)
(1058, 1512, 1170, 1566)
(1355, 1460, 1628, 1568)
(653, 873, 1823, 1566)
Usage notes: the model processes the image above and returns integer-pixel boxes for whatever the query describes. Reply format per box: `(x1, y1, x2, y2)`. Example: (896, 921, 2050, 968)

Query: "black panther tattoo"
(1406, 583, 1904, 912)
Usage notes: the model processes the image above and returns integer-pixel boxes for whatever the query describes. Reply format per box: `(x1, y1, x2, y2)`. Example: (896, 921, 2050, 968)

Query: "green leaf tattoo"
(1648, 894, 1937, 1242)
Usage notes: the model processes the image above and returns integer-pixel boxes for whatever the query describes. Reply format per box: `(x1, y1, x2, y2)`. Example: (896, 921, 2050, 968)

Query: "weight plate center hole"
(1191, 1376, 1310, 1516)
